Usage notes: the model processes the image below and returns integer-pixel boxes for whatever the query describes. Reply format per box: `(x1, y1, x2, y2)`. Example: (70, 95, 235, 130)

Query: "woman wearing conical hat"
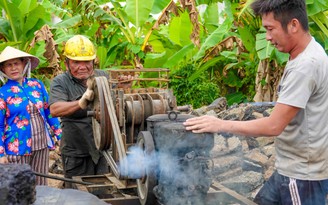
(0, 46, 62, 186)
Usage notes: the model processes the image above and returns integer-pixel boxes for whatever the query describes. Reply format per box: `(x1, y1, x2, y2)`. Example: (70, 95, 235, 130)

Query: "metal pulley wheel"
(136, 131, 158, 205)
(90, 76, 127, 179)
(91, 77, 112, 150)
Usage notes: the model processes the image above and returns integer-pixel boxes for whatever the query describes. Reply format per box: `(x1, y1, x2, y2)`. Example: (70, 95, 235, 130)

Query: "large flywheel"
(136, 131, 158, 205)
(90, 76, 127, 178)
(91, 77, 112, 150)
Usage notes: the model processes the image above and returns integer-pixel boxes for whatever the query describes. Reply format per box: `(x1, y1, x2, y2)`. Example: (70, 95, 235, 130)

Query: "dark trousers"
(61, 154, 109, 188)
(254, 170, 328, 205)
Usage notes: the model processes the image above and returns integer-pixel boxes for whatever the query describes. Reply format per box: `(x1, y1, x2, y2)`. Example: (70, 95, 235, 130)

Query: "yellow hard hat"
(63, 35, 96, 61)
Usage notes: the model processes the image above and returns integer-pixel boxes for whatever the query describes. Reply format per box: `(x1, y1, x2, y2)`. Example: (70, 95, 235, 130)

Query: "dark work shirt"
(49, 70, 109, 163)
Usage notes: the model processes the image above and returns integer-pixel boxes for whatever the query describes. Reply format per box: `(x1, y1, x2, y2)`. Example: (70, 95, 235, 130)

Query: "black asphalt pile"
(0, 163, 36, 205)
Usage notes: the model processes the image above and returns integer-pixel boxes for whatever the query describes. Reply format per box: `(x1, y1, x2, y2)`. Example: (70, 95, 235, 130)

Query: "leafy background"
(0, 0, 327, 108)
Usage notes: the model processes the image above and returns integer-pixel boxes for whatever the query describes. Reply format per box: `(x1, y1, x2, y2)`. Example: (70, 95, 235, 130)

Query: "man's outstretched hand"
(184, 115, 221, 133)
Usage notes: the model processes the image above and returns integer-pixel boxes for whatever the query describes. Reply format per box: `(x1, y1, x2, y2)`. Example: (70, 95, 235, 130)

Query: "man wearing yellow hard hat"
(49, 35, 132, 188)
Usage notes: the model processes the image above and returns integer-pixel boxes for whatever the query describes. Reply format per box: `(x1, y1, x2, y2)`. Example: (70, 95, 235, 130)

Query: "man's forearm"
(50, 101, 81, 117)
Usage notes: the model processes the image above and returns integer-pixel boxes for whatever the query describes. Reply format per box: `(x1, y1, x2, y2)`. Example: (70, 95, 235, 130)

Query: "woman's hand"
(0, 156, 8, 164)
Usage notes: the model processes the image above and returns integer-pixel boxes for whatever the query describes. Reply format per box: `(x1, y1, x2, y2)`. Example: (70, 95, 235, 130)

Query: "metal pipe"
(33, 171, 94, 185)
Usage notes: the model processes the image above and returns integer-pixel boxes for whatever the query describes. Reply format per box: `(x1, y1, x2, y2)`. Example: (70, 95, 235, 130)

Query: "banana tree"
(153, 0, 261, 105)
(0, 0, 52, 56)
(307, 0, 328, 49)
(2, 0, 326, 106)
(0, 0, 50, 48)
(0, 0, 59, 87)
(45, 0, 168, 69)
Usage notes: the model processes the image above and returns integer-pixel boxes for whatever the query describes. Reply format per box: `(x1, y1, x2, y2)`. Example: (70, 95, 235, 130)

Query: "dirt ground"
(47, 172, 64, 188)
(47, 157, 64, 188)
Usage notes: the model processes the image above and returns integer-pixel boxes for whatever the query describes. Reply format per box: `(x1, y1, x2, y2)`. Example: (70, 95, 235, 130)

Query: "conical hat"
(0, 46, 39, 70)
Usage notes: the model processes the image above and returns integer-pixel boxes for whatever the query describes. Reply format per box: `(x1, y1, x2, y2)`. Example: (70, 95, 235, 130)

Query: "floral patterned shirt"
(0, 78, 62, 157)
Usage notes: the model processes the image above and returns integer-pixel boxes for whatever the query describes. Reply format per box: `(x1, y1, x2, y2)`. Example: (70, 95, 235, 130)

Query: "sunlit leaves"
(125, 0, 154, 29)
(168, 11, 192, 46)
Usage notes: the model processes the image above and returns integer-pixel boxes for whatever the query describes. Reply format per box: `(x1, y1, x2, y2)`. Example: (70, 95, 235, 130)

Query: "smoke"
(118, 145, 157, 179)
(118, 144, 183, 181)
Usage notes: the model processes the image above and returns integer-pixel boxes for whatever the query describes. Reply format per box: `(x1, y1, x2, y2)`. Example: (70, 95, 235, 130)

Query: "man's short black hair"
(251, 0, 309, 32)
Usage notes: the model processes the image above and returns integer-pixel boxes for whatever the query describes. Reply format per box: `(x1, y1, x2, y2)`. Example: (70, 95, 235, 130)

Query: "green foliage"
(0, 0, 51, 49)
(199, 51, 257, 106)
(225, 92, 248, 105)
(193, 16, 232, 62)
(169, 12, 193, 46)
(169, 64, 220, 108)
(125, 0, 154, 29)
(0, 0, 327, 107)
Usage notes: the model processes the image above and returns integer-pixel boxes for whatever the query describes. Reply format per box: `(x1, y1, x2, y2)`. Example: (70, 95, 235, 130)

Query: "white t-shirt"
(276, 37, 328, 180)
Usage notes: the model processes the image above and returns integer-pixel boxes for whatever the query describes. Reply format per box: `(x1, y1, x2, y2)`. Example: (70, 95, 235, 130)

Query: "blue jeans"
(254, 171, 328, 205)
